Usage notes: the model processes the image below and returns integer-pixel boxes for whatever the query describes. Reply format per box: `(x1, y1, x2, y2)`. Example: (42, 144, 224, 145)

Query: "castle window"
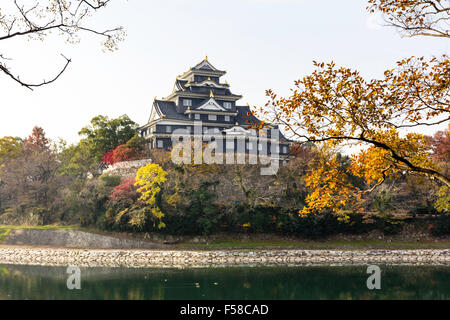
(246, 142, 253, 150)
(208, 114, 217, 121)
(195, 114, 201, 120)
(258, 143, 263, 151)
(166, 126, 172, 133)
(224, 116, 230, 121)
(283, 146, 289, 153)
(183, 99, 192, 107)
(226, 140, 234, 149)
(157, 140, 163, 148)
(224, 102, 232, 109)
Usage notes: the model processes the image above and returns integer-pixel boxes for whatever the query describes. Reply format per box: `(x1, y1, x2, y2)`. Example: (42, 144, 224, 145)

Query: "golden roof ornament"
(210, 90, 214, 98)
(205, 55, 208, 61)
(235, 122, 239, 126)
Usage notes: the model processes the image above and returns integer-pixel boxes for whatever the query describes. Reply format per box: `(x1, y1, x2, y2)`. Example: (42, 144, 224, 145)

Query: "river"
(0, 264, 448, 300)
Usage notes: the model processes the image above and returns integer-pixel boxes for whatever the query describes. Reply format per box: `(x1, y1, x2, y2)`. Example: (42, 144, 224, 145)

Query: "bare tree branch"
(0, 0, 124, 88)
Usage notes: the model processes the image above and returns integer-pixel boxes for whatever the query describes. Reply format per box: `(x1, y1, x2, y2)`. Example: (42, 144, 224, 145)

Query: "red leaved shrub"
(110, 178, 139, 203)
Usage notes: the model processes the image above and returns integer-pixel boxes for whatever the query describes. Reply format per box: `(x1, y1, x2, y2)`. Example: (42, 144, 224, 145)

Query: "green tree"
(58, 141, 99, 177)
(0, 136, 23, 164)
(78, 115, 139, 161)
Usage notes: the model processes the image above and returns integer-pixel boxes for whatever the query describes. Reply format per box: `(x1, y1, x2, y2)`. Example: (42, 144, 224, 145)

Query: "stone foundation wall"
(3, 229, 165, 249)
(0, 248, 448, 268)
(102, 159, 152, 178)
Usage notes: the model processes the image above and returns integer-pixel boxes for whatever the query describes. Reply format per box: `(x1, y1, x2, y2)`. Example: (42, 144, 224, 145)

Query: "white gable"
(223, 126, 249, 136)
(200, 80, 222, 88)
(148, 105, 161, 123)
(197, 98, 227, 111)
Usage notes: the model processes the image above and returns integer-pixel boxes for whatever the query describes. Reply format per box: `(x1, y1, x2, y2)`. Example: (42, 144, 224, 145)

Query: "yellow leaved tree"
(134, 163, 168, 229)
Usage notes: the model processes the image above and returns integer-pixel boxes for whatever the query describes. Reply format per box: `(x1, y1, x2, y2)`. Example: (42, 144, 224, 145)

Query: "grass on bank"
(0, 225, 449, 249)
(174, 239, 450, 250)
(0, 228, 11, 243)
(0, 224, 77, 230)
(0, 225, 77, 244)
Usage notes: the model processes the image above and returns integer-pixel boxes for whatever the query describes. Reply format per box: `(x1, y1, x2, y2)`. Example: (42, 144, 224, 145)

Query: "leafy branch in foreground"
(367, 0, 450, 38)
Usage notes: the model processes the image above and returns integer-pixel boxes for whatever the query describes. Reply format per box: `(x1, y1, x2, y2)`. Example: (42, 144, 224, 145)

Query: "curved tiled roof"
(154, 100, 190, 121)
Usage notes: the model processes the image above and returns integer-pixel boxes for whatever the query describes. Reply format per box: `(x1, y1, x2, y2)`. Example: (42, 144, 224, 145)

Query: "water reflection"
(0, 264, 448, 300)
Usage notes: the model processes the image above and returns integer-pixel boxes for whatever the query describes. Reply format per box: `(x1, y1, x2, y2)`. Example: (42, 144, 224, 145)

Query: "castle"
(140, 57, 291, 163)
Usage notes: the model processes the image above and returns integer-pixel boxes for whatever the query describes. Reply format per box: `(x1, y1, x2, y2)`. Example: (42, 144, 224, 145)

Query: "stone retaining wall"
(0, 248, 448, 268)
(102, 159, 152, 178)
(3, 229, 165, 249)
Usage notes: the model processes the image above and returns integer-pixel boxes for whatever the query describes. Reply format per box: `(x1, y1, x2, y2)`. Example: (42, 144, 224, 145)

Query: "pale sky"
(0, 0, 448, 144)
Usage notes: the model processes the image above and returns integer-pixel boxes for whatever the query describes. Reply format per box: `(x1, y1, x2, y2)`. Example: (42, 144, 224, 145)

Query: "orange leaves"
(351, 147, 393, 185)
(256, 54, 447, 158)
(350, 129, 435, 183)
(300, 154, 360, 219)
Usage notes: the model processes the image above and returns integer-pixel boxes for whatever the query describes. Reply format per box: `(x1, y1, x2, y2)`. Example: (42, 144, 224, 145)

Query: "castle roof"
(178, 57, 227, 79)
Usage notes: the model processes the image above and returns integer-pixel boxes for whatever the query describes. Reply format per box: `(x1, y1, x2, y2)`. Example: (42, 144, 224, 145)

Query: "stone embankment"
(2, 229, 165, 249)
(0, 248, 448, 268)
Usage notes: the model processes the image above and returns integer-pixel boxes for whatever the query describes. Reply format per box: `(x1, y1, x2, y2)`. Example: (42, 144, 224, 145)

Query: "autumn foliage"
(102, 150, 115, 165)
(102, 144, 140, 165)
(101, 134, 148, 166)
(23, 126, 50, 153)
(430, 131, 450, 162)
(110, 178, 138, 202)
(253, 1, 450, 218)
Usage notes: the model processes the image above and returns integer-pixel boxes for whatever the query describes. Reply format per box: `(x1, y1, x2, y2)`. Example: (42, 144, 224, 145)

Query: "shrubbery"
(430, 214, 450, 236)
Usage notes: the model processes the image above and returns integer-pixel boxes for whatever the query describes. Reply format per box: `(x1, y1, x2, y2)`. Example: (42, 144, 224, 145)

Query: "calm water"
(0, 264, 448, 300)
